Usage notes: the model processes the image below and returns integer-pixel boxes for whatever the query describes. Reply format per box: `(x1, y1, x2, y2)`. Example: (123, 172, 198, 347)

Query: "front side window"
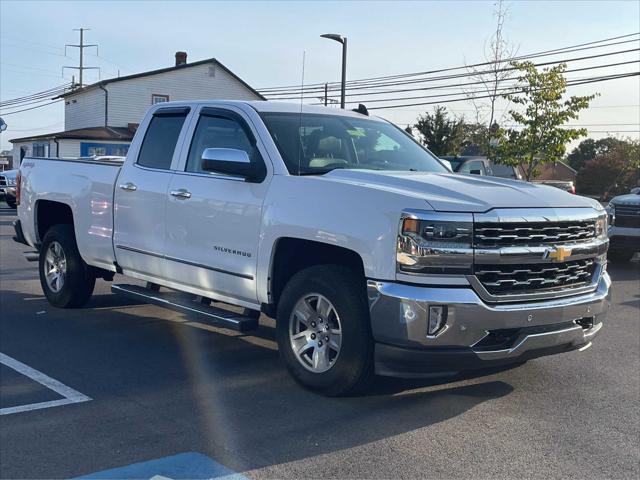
(137, 112, 187, 170)
(260, 113, 447, 175)
(186, 114, 260, 174)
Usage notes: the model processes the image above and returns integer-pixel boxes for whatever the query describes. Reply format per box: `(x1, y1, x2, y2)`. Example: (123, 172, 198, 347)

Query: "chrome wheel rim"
(289, 293, 342, 373)
(44, 241, 67, 293)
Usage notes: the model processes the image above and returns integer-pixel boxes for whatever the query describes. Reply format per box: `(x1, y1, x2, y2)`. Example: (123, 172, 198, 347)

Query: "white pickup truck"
(14, 101, 611, 395)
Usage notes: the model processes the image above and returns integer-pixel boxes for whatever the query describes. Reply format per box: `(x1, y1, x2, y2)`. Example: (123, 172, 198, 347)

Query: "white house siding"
(11, 141, 30, 165)
(64, 88, 106, 130)
(11, 140, 53, 164)
(106, 61, 262, 128)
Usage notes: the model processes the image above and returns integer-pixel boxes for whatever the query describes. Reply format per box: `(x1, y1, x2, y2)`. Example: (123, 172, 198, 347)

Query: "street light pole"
(320, 34, 347, 109)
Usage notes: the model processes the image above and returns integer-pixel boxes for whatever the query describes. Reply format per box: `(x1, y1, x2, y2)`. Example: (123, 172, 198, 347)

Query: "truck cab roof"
(151, 100, 384, 121)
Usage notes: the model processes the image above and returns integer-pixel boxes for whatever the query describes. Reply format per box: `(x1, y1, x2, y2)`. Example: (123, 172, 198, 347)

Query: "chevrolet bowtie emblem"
(545, 246, 572, 262)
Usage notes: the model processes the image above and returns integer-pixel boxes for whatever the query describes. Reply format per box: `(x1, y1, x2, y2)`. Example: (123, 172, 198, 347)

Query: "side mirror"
(470, 169, 482, 175)
(201, 148, 258, 181)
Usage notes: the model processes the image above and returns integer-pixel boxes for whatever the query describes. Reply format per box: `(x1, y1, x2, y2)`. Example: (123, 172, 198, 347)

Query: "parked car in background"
(440, 156, 522, 180)
(0, 169, 18, 208)
(441, 156, 491, 175)
(488, 162, 523, 180)
(606, 188, 640, 262)
(533, 179, 576, 195)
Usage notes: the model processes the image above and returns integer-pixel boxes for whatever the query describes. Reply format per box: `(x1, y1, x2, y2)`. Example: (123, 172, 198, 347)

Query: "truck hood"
(610, 193, 640, 206)
(323, 170, 599, 212)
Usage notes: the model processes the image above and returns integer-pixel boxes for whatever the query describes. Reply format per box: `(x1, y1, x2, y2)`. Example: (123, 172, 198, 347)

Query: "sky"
(1, 0, 639, 152)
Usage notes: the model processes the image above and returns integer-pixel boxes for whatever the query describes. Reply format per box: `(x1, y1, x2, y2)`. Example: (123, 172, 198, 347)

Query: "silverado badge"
(544, 246, 572, 262)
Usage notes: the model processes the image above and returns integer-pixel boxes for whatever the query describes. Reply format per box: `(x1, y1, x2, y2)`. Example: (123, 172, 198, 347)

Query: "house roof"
(55, 57, 266, 100)
(9, 126, 135, 143)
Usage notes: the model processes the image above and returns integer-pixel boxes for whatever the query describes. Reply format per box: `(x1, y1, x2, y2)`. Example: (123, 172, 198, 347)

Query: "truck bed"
(18, 156, 123, 272)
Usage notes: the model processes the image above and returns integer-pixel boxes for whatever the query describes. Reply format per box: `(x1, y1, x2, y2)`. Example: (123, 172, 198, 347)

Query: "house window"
(151, 94, 169, 104)
(32, 143, 47, 157)
(80, 143, 130, 157)
(88, 146, 107, 156)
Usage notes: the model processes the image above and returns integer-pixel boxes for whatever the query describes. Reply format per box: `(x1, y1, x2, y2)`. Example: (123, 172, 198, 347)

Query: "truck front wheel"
(39, 224, 95, 308)
(276, 265, 374, 396)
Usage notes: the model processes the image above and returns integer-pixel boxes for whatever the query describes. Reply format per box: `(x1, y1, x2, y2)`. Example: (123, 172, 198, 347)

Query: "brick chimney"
(175, 51, 187, 66)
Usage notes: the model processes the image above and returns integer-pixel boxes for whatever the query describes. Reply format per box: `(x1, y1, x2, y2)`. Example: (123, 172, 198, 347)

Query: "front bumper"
(608, 225, 640, 251)
(368, 272, 611, 377)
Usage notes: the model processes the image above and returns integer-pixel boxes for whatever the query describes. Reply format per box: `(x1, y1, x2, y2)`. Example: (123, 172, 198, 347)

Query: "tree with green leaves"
(497, 61, 596, 181)
(412, 106, 466, 156)
(576, 139, 639, 199)
(566, 137, 625, 171)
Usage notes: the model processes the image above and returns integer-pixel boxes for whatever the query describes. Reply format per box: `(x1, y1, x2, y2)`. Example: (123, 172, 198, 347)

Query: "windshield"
(260, 112, 447, 175)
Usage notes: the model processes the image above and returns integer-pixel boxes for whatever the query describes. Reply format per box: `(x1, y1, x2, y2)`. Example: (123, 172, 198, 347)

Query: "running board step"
(111, 284, 259, 332)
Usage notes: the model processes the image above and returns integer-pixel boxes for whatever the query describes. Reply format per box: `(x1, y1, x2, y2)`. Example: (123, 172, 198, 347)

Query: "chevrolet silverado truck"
(606, 189, 640, 262)
(14, 101, 611, 396)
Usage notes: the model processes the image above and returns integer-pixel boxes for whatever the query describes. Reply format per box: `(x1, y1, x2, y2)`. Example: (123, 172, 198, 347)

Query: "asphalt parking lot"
(0, 203, 639, 479)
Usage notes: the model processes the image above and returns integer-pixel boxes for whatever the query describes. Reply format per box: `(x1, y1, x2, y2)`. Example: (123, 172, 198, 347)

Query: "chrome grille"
(474, 220, 596, 247)
(475, 259, 597, 295)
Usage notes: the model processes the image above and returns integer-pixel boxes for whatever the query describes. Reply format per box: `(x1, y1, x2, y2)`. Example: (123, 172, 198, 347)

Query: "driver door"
(163, 105, 271, 305)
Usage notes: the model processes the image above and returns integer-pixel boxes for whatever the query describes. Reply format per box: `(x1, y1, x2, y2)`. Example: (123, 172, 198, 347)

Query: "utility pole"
(316, 84, 339, 107)
(63, 28, 99, 88)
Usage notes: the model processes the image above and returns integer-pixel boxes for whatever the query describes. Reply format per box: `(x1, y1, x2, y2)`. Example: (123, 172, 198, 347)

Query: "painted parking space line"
(0, 352, 91, 415)
(75, 452, 247, 480)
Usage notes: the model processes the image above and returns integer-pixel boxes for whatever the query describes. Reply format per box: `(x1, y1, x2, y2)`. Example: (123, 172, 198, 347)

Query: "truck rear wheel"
(39, 224, 95, 308)
(276, 265, 374, 396)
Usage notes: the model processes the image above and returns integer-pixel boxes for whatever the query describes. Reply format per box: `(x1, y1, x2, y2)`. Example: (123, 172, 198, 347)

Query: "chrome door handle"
(119, 182, 137, 191)
(170, 189, 192, 199)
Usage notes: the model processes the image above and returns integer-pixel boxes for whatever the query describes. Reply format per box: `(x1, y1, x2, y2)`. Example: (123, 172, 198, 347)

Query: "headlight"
(595, 213, 608, 239)
(605, 203, 615, 227)
(397, 211, 473, 275)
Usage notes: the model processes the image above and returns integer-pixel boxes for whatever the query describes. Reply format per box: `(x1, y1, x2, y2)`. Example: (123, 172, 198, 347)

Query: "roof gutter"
(99, 85, 108, 127)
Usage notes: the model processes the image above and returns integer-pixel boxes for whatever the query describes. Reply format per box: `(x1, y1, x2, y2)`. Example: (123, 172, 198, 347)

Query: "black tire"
(607, 249, 635, 264)
(39, 224, 95, 308)
(276, 265, 374, 396)
(6, 200, 16, 209)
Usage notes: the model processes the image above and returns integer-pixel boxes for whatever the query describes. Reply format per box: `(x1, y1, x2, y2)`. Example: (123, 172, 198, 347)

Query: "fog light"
(428, 305, 447, 336)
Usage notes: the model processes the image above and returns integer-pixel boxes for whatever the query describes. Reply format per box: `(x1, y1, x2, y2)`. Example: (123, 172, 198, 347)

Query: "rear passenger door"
(164, 105, 271, 305)
(113, 106, 191, 280)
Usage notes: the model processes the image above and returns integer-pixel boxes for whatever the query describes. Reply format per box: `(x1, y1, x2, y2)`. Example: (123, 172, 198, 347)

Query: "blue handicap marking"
(75, 452, 247, 480)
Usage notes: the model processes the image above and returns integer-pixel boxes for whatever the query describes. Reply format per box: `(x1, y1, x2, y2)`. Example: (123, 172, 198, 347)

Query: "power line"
(266, 47, 640, 99)
(300, 59, 639, 103)
(317, 70, 639, 106)
(0, 84, 72, 108)
(258, 32, 640, 93)
(0, 99, 64, 116)
(365, 71, 640, 110)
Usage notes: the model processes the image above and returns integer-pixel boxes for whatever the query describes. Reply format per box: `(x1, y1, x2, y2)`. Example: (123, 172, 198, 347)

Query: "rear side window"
(137, 112, 188, 170)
